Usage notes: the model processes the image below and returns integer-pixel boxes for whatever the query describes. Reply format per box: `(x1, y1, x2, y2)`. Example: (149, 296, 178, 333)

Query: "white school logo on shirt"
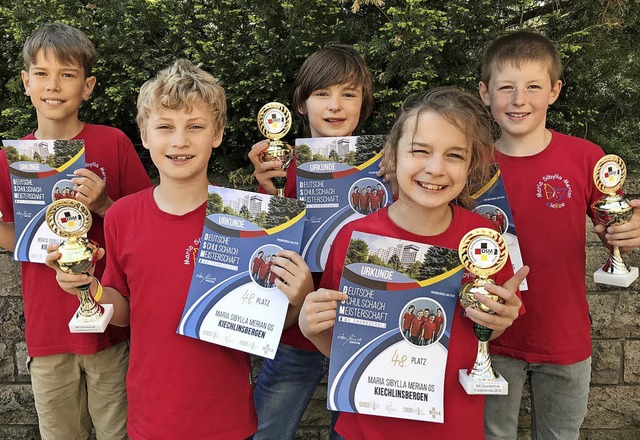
(183, 237, 201, 265)
(536, 173, 573, 210)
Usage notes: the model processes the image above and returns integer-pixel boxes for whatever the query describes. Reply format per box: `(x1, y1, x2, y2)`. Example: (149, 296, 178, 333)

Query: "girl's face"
(394, 110, 471, 215)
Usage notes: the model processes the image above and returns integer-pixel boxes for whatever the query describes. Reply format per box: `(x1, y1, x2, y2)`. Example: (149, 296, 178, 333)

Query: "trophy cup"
(46, 198, 113, 332)
(256, 102, 294, 197)
(458, 227, 509, 394)
(592, 154, 638, 287)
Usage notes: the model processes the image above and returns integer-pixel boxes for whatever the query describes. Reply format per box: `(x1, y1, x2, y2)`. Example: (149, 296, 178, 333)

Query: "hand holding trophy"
(46, 198, 113, 332)
(256, 102, 294, 197)
(592, 154, 639, 287)
(458, 227, 509, 394)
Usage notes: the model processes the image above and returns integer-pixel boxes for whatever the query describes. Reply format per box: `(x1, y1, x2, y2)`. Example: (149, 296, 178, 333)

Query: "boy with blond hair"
(479, 30, 640, 440)
(47, 59, 258, 439)
(0, 23, 150, 439)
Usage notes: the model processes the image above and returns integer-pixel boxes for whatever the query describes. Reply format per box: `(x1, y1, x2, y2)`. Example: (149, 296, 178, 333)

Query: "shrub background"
(1, 0, 638, 179)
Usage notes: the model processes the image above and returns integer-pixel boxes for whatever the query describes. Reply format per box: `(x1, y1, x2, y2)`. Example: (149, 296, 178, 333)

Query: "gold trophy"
(257, 102, 294, 197)
(592, 154, 638, 287)
(458, 227, 509, 394)
(46, 198, 113, 332)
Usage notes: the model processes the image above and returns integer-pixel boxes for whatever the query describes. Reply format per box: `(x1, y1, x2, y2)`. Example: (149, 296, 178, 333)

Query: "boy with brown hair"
(47, 59, 258, 439)
(479, 30, 640, 440)
(0, 23, 150, 439)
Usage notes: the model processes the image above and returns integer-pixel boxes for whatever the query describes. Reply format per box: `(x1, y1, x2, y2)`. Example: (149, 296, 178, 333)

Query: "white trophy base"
(593, 266, 639, 287)
(68, 304, 114, 333)
(459, 369, 508, 395)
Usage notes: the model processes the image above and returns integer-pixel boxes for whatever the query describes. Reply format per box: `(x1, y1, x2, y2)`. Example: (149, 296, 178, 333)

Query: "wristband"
(93, 279, 103, 302)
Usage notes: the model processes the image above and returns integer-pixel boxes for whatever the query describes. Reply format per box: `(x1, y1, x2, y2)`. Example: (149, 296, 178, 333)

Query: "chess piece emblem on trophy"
(458, 227, 509, 394)
(256, 102, 294, 197)
(46, 198, 113, 332)
(591, 154, 638, 287)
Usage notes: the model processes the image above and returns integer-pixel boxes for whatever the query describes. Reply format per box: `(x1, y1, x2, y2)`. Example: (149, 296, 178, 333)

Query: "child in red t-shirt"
(299, 87, 528, 439)
(47, 59, 259, 439)
(248, 45, 376, 440)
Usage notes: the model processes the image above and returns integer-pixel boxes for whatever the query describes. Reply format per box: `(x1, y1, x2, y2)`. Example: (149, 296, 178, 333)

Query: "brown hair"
(23, 23, 96, 77)
(384, 87, 494, 209)
(136, 59, 226, 136)
(481, 30, 562, 86)
(292, 44, 374, 136)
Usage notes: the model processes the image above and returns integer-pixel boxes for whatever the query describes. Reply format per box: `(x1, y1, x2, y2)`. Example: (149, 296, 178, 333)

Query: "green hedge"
(1, 0, 638, 178)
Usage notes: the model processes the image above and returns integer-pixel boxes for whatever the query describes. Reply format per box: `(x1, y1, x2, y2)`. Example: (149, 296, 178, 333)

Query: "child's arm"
(299, 288, 348, 357)
(0, 222, 15, 252)
(593, 199, 640, 254)
(464, 266, 529, 340)
(72, 168, 113, 218)
(248, 140, 287, 196)
(269, 250, 314, 329)
(45, 245, 130, 326)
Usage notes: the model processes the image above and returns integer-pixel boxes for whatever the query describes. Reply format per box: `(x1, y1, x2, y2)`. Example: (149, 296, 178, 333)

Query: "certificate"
(2, 139, 85, 263)
(177, 186, 306, 359)
(295, 135, 391, 272)
(471, 163, 527, 290)
(328, 231, 462, 423)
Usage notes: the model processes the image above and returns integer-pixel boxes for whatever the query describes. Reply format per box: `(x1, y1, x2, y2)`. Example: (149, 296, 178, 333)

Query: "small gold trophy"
(458, 227, 509, 394)
(257, 102, 294, 197)
(592, 154, 638, 287)
(46, 199, 113, 332)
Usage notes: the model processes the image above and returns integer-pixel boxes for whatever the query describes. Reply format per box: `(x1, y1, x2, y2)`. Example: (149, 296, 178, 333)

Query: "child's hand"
(72, 168, 113, 217)
(376, 147, 397, 196)
(44, 243, 105, 296)
(299, 288, 348, 338)
(248, 140, 287, 196)
(464, 266, 529, 335)
(594, 199, 640, 254)
(270, 250, 313, 307)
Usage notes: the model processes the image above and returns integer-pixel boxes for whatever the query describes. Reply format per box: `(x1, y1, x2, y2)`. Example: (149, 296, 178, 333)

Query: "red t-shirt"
(322, 206, 515, 439)
(402, 312, 414, 330)
(0, 124, 151, 356)
(369, 193, 382, 210)
(351, 191, 361, 207)
(424, 320, 436, 340)
(434, 315, 444, 335)
(252, 256, 264, 273)
(492, 130, 604, 365)
(358, 192, 370, 210)
(409, 315, 424, 337)
(102, 187, 256, 439)
(258, 260, 271, 279)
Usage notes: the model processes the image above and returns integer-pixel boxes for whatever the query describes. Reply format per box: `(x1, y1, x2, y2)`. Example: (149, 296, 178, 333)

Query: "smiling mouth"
(324, 118, 346, 123)
(417, 182, 446, 190)
(43, 99, 64, 105)
(506, 112, 530, 119)
(167, 155, 194, 161)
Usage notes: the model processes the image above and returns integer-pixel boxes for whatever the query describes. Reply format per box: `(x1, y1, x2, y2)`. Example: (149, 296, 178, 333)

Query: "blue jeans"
(484, 355, 591, 440)
(254, 343, 327, 440)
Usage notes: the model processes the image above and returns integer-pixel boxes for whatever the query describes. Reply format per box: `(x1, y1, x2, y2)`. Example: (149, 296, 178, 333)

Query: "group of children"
(0, 20, 638, 440)
(403, 305, 445, 346)
(351, 184, 385, 215)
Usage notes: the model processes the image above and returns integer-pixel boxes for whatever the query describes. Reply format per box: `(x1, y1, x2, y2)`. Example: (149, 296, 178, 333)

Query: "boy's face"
(479, 61, 562, 145)
(141, 100, 223, 185)
(21, 49, 96, 128)
(299, 82, 363, 138)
